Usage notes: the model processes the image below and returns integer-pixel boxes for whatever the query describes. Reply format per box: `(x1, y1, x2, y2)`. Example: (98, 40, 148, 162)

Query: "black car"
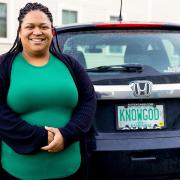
(56, 22, 180, 180)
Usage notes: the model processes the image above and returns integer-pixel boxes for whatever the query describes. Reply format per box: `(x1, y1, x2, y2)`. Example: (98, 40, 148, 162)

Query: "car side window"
(162, 39, 180, 67)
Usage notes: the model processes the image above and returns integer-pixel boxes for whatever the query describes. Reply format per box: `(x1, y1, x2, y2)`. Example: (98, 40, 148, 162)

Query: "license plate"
(116, 103, 165, 130)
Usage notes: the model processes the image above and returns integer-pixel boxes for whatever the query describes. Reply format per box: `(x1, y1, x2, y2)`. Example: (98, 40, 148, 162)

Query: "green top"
(1, 53, 80, 179)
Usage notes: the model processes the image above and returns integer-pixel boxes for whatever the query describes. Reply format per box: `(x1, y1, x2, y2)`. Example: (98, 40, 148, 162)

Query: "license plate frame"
(116, 103, 165, 130)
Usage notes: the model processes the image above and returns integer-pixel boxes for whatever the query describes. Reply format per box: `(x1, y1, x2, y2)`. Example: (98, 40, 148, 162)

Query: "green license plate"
(116, 103, 165, 130)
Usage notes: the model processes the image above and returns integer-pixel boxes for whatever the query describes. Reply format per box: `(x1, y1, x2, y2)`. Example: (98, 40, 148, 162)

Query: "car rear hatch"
(88, 72, 180, 179)
(57, 23, 180, 179)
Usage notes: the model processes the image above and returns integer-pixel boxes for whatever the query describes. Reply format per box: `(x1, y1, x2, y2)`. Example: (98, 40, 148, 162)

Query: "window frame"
(62, 9, 78, 25)
(0, 2, 7, 38)
(57, 3, 81, 25)
(110, 15, 119, 21)
(0, 0, 15, 44)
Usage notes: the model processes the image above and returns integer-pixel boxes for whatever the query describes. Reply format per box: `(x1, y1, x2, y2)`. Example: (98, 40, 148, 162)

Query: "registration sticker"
(116, 103, 165, 130)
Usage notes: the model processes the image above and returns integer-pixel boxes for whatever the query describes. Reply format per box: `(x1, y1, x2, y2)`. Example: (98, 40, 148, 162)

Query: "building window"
(0, 3, 7, 38)
(62, 10, 77, 24)
(110, 16, 119, 22)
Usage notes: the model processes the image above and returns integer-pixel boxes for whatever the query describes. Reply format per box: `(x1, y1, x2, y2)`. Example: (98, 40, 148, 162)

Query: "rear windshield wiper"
(86, 64, 143, 72)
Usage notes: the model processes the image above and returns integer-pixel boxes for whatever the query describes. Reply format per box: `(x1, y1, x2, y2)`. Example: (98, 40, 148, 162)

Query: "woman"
(0, 2, 96, 180)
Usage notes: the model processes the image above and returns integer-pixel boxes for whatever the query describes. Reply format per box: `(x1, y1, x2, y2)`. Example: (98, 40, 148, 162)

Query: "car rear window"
(58, 30, 180, 73)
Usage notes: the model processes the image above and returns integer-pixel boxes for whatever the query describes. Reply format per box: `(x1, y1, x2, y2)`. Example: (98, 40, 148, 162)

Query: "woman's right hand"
(41, 127, 64, 152)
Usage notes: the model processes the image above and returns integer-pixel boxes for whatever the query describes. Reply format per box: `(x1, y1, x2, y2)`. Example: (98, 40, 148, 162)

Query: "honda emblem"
(129, 80, 153, 97)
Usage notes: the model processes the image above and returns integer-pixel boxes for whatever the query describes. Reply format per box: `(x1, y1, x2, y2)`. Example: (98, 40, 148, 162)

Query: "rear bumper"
(92, 131, 180, 151)
(87, 131, 180, 179)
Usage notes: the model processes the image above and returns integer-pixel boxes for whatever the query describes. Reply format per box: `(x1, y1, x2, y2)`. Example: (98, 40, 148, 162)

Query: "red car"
(57, 22, 180, 180)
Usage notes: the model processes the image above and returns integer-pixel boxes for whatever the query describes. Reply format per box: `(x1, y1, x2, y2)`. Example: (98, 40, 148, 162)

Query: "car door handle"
(131, 156, 157, 161)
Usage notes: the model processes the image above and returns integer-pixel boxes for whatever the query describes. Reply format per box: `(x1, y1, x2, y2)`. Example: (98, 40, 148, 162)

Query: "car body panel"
(56, 22, 180, 179)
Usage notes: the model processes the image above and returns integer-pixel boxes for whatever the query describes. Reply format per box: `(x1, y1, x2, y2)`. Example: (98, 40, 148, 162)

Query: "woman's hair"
(8, 2, 61, 55)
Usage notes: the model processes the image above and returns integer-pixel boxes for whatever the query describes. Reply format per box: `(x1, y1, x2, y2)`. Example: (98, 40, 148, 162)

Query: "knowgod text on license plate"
(116, 103, 165, 130)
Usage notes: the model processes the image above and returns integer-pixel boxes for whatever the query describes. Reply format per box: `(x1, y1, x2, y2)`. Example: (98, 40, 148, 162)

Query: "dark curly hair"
(8, 2, 61, 55)
(18, 2, 53, 25)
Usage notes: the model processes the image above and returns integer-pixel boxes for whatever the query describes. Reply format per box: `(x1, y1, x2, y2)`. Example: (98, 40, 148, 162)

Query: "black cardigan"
(0, 51, 96, 154)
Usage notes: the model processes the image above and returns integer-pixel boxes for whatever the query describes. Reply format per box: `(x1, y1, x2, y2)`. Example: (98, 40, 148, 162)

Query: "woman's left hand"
(41, 127, 64, 152)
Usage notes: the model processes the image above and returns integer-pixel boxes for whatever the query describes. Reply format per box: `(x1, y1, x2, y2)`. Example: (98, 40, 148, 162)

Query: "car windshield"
(58, 30, 180, 73)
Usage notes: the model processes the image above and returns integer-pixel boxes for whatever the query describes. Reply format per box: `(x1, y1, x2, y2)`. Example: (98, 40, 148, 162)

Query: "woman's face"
(19, 10, 53, 56)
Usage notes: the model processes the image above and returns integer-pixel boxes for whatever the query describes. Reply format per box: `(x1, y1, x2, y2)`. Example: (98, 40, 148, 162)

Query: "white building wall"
(151, 0, 180, 23)
(1, 0, 180, 54)
(122, 0, 150, 21)
(123, 0, 180, 23)
(0, 0, 120, 53)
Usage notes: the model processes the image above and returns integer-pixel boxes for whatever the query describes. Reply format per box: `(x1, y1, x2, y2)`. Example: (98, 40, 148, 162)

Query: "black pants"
(0, 167, 83, 180)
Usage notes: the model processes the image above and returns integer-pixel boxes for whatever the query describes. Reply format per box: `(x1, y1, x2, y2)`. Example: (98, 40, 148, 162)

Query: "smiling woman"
(0, 2, 96, 180)
(20, 10, 53, 64)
